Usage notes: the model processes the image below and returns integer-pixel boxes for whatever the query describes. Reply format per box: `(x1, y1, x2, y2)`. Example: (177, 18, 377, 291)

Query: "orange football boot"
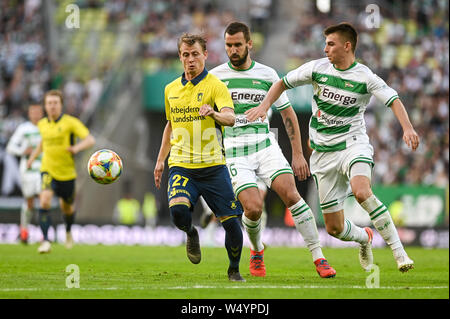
(314, 258, 336, 278)
(249, 249, 266, 277)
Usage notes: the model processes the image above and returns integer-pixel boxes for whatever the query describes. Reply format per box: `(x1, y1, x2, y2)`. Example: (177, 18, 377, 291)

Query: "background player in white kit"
(210, 22, 336, 278)
(247, 22, 419, 272)
(6, 104, 44, 243)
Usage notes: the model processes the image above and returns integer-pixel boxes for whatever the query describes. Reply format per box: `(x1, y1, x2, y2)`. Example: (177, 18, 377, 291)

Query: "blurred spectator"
(248, 0, 272, 34)
(142, 191, 158, 229)
(113, 181, 142, 226)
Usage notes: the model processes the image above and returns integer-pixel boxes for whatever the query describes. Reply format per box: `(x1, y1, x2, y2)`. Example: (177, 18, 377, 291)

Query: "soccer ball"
(88, 149, 123, 184)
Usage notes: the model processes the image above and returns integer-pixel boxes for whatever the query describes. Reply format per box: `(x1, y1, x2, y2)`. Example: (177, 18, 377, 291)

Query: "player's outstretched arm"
(68, 134, 96, 155)
(390, 99, 420, 151)
(154, 121, 172, 189)
(199, 105, 235, 127)
(280, 107, 310, 181)
(26, 140, 42, 169)
(245, 79, 287, 122)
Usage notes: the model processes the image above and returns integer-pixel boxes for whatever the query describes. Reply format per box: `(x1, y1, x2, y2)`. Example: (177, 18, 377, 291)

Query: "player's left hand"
(291, 153, 310, 181)
(199, 104, 215, 117)
(403, 128, 420, 151)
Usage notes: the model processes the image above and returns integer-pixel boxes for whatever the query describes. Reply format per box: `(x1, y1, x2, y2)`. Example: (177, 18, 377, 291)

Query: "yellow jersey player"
(154, 33, 245, 282)
(27, 90, 96, 253)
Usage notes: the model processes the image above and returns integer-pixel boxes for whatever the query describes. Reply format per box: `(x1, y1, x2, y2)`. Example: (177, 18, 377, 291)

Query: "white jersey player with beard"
(210, 22, 336, 279)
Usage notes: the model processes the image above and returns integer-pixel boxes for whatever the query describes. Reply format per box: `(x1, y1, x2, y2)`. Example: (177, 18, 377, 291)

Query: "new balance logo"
(345, 82, 354, 88)
(319, 77, 328, 82)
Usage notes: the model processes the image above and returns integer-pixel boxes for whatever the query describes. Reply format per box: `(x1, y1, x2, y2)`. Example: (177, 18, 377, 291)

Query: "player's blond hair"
(177, 33, 207, 53)
(44, 89, 64, 105)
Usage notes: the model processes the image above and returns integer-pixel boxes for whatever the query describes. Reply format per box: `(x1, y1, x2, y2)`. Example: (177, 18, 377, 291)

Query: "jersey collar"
(181, 68, 208, 86)
(333, 61, 357, 71)
(227, 60, 255, 71)
(48, 113, 64, 123)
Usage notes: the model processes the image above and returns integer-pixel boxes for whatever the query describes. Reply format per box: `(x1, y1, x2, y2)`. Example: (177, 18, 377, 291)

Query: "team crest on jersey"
(197, 93, 203, 102)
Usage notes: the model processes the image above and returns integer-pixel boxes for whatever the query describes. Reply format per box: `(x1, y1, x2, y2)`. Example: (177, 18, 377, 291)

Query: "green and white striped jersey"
(210, 60, 291, 157)
(6, 121, 42, 174)
(283, 58, 399, 152)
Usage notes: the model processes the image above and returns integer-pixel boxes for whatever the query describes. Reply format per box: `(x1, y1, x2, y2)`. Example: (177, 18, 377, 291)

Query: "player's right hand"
(26, 158, 33, 170)
(245, 105, 267, 122)
(154, 161, 164, 189)
(292, 153, 310, 181)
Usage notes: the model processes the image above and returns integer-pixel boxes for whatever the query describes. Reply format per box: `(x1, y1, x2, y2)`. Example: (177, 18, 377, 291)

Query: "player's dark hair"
(177, 33, 207, 53)
(224, 21, 251, 42)
(44, 89, 64, 105)
(324, 22, 358, 53)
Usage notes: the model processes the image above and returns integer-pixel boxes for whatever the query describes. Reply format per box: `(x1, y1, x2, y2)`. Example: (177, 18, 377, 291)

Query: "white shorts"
(226, 137, 293, 197)
(310, 143, 374, 214)
(20, 172, 41, 198)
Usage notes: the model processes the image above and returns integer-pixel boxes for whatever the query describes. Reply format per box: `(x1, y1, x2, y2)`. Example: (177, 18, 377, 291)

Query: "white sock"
(289, 199, 324, 261)
(336, 218, 369, 244)
(360, 195, 403, 251)
(260, 209, 267, 233)
(20, 203, 31, 229)
(241, 214, 264, 252)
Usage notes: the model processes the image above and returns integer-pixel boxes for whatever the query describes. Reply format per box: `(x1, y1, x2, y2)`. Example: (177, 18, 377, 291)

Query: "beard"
(229, 47, 249, 67)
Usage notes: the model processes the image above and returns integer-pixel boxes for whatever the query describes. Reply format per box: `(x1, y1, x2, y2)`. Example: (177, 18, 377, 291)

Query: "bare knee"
(243, 200, 263, 221)
(350, 175, 373, 203)
(283, 189, 301, 207)
(325, 222, 344, 237)
(353, 188, 373, 204)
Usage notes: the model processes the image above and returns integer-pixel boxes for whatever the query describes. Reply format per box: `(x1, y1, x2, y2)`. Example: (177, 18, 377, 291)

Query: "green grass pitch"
(0, 244, 447, 300)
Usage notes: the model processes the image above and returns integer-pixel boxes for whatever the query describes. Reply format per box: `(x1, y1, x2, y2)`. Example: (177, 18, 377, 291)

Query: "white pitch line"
(0, 285, 448, 292)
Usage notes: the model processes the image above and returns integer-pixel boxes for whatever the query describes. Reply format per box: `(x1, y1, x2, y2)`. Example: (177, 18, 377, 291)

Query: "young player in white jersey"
(246, 22, 419, 272)
(6, 104, 44, 243)
(210, 22, 336, 278)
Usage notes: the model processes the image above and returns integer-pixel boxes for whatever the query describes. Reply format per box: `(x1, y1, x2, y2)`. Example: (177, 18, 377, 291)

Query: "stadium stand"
(0, 0, 448, 229)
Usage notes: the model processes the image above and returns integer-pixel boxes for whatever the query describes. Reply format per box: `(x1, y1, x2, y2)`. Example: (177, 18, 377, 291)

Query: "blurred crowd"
(139, 0, 238, 71)
(138, 0, 273, 72)
(0, 0, 48, 144)
(287, 0, 448, 187)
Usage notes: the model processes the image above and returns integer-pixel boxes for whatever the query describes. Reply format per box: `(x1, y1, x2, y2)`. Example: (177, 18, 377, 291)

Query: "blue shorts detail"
(167, 165, 242, 218)
(41, 172, 75, 204)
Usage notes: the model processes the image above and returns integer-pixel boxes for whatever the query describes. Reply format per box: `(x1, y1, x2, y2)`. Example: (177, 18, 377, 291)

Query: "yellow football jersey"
(165, 69, 234, 169)
(38, 114, 90, 180)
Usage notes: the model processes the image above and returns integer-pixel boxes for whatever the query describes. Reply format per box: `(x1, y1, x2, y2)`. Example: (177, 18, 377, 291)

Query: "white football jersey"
(6, 121, 42, 175)
(210, 61, 291, 157)
(283, 58, 398, 152)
